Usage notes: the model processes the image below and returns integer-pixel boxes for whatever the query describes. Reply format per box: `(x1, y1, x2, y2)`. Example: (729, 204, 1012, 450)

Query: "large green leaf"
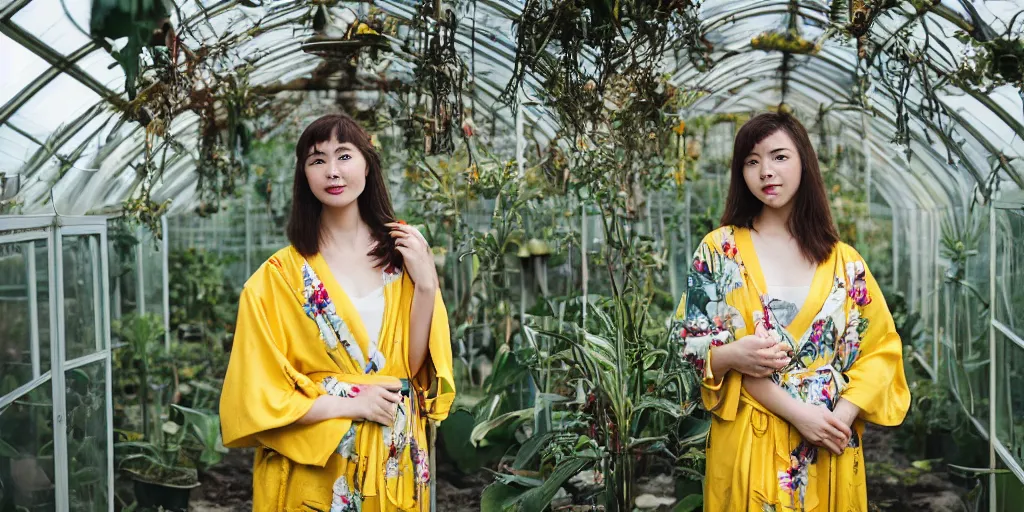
(89, 0, 170, 99)
(480, 482, 525, 512)
(440, 409, 505, 473)
(513, 432, 553, 470)
(672, 494, 703, 512)
(471, 408, 534, 446)
(512, 457, 590, 511)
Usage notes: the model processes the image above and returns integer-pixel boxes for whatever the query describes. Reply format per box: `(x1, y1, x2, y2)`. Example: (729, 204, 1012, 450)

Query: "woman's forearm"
(743, 376, 806, 423)
(295, 395, 357, 425)
(708, 343, 734, 383)
(407, 284, 436, 376)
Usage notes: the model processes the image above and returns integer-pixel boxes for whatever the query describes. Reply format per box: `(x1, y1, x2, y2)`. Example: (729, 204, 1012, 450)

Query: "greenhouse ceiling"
(0, 0, 1022, 217)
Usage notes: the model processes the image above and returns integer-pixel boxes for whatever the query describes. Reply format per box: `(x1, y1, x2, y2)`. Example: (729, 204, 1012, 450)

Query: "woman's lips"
(326, 186, 345, 195)
(762, 185, 780, 196)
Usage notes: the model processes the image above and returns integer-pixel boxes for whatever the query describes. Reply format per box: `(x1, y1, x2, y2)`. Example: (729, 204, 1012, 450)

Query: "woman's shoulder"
(242, 245, 306, 294)
(697, 225, 742, 251)
(833, 241, 866, 264)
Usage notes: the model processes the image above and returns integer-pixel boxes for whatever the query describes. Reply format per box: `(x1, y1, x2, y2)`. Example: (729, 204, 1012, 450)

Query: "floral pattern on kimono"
(755, 271, 873, 508)
(301, 261, 430, 500)
(331, 475, 362, 512)
(668, 228, 746, 379)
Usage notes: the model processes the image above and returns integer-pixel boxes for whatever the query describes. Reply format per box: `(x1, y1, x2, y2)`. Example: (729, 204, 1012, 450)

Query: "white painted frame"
(0, 215, 114, 512)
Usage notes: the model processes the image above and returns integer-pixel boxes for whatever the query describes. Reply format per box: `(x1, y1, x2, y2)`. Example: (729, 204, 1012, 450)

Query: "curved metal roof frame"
(1, 0, 1021, 215)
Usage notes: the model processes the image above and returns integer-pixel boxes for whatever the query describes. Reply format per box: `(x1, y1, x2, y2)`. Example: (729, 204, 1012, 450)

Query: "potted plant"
(115, 390, 200, 512)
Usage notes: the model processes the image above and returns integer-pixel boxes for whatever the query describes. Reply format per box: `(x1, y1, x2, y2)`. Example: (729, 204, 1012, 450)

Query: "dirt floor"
(186, 425, 972, 511)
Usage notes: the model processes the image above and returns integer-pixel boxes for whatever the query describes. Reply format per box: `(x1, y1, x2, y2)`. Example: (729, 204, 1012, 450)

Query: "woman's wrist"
(413, 279, 438, 296)
(328, 395, 359, 420)
(710, 343, 734, 375)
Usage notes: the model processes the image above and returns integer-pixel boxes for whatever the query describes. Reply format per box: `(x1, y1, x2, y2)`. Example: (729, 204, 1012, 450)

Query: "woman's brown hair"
(720, 112, 839, 264)
(287, 113, 402, 269)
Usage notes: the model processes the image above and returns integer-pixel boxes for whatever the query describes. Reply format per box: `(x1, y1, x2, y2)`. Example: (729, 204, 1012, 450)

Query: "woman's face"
(742, 129, 802, 211)
(304, 135, 368, 210)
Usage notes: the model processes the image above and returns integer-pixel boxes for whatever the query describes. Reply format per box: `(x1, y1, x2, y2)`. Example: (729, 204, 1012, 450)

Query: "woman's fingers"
(825, 414, 852, 437)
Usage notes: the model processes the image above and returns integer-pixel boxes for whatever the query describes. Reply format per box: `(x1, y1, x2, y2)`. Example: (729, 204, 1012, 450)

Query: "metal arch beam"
(677, 50, 990, 203)
(679, 75, 960, 208)
(0, 0, 30, 20)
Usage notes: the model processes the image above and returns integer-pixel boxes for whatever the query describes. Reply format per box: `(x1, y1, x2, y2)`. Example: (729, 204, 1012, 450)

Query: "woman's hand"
(349, 384, 403, 426)
(717, 335, 790, 377)
(790, 403, 851, 456)
(387, 222, 438, 291)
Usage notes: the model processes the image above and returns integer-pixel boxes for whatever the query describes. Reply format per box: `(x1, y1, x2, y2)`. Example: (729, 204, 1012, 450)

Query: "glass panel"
(0, 381, 56, 510)
(0, 124, 40, 173)
(63, 235, 100, 360)
(0, 241, 34, 395)
(65, 360, 109, 511)
(995, 331, 1024, 471)
(35, 242, 51, 376)
(10, 0, 91, 56)
(0, 33, 50, 106)
(937, 207, 989, 427)
(141, 229, 164, 319)
(7, 73, 99, 142)
(107, 222, 139, 321)
(995, 211, 1024, 331)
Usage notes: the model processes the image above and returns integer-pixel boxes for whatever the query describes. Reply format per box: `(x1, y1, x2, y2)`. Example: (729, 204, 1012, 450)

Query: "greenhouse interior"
(2, 0, 1024, 510)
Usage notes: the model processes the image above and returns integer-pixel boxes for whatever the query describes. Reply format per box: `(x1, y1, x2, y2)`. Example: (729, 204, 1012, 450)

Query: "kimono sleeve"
(840, 259, 911, 426)
(413, 289, 456, 422)
(669, 236, 742, 420)
(219, 272, 349, 467)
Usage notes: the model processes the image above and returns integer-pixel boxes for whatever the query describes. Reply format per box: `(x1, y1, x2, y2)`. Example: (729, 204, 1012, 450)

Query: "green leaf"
(635, 396, 683, 419)
(513, 432, 552, 470)
(470, 409, 533, 446)
(480, 482, 524, 512)
(513, 457, 590, 511)
(0, 437, 19, 457)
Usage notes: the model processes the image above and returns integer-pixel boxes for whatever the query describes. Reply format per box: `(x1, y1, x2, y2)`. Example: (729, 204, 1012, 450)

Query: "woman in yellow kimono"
(219, 113, 455, 511)
(670, 112, 910, 511)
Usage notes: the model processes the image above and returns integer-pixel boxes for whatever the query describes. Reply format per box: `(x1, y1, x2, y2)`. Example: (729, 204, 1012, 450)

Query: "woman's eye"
(310, 158, 325, 165)
(747, 159, 758, 166)
(339, 154, 351, 161)
(776, 155, 788, 161)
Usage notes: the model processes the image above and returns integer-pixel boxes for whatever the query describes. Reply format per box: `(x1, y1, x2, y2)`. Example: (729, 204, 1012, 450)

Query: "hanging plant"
(90, 0, 172, 100)
(300, 4, 393, 60)
(955, 34, 1024, 89)
(751, 29, 821, 55)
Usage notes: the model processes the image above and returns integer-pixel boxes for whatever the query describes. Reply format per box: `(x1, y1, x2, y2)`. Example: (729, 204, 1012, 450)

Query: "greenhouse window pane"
(995, 211, 1024, 330)
(107, 222, 139, 321)
(7, 73, 99, 143)
(35, 242, 51, 376)
(76, 49, 125, 94)
(62, 235, 102, 360)
(0, 124, 41, 171)
(995, 330, 1024, 472)
(10, 0, 91, 56)
(0, 381, 56, 510)
(0, 33, 50, 106)
(65, 360, 109, 512)
(0, 240, 46, 396)
(141, 228, 164, 319)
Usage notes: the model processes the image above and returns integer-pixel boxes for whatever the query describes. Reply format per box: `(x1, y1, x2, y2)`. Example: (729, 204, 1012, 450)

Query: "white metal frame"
(0, 215, 114, 512)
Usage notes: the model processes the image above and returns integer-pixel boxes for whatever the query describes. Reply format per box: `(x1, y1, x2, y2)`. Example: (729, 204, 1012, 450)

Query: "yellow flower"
(355, 23, 379, 36)
(673, 120, 686, 135)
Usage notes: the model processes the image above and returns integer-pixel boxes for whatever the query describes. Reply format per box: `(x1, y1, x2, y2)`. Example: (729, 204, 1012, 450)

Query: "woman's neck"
(752, 203, 792, 237)
(320, 203, 368, 252)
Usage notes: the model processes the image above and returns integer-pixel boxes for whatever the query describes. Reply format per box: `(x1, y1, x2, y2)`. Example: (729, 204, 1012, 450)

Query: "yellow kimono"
(219, 246, 456, 512)
(669, 226, 910, 511)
